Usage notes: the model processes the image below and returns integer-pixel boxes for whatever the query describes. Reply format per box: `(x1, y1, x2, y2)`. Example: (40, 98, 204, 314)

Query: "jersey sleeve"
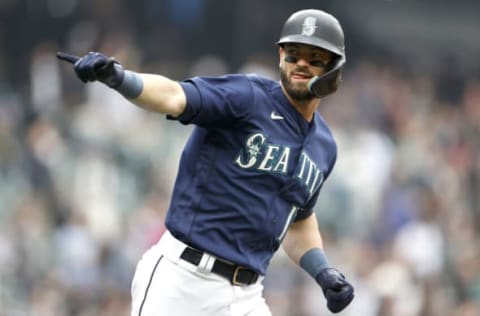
(293, 186, 320, 221)
(167, 74, 254, 128)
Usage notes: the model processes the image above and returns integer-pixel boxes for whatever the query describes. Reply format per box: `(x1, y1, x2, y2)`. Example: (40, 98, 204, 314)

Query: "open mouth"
(291, 72, 312, 81)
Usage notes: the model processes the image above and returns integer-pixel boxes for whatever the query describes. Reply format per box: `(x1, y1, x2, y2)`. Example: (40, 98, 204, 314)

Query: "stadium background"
(0, 0, 479, 315)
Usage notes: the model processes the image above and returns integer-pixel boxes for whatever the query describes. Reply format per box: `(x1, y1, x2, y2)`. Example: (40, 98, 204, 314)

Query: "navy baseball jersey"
(166, 74, 337, 275)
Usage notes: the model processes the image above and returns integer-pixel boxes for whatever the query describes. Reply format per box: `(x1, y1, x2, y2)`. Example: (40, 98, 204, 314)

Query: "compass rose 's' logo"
(301, 17, 317, 36)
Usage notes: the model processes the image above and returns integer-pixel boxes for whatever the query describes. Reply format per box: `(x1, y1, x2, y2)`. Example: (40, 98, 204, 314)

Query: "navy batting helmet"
(277, 9, 346, 98)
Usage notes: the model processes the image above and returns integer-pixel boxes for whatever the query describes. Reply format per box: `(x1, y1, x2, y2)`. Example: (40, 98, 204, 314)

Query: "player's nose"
(295, 57, 310, 67)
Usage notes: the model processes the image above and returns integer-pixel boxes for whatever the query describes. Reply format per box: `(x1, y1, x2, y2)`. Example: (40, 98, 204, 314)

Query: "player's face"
(279, 43, 333, 101)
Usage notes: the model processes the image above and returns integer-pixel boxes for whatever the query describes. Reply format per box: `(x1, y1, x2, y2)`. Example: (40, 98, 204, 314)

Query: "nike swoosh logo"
(270, 111, 284, 120)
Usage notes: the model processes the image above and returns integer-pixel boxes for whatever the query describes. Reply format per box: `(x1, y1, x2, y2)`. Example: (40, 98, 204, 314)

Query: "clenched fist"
(316, 268, 354, 313)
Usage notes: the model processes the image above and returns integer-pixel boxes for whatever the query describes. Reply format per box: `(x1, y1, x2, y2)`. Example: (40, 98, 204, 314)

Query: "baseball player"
(58, 9, 354, 316)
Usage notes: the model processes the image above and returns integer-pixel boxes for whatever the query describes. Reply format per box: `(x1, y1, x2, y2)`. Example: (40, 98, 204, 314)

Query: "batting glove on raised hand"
(316, 268, 354, 313)
(57, 51, 124, 88)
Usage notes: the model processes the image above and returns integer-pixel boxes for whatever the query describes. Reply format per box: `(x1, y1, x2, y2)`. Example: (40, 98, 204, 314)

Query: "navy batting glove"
(73, 52, 124, 87)
(316, 268, 354, 313)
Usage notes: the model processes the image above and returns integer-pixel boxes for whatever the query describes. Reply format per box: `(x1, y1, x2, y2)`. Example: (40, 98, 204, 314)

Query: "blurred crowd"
(1, 1, 479, 316)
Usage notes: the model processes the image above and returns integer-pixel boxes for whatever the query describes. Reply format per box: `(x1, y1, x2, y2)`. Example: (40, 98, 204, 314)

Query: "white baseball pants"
(130, 230, 272, 316)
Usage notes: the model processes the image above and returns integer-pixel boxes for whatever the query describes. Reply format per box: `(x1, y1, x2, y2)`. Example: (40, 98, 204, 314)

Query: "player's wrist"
(299, 248, 330, 280)
(112, 69, 144, 99)
(99, 63, 125, 88)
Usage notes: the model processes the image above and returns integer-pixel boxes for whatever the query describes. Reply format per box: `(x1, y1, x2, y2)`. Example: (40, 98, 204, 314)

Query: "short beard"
(280, 67, 315, 102)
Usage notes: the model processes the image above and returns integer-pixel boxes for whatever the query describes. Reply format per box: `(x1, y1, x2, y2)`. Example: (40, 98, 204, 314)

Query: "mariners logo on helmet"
(301, 17, 317, 36)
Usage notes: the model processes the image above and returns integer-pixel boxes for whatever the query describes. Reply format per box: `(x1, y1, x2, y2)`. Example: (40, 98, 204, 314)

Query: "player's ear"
(278, 46, 285, 67)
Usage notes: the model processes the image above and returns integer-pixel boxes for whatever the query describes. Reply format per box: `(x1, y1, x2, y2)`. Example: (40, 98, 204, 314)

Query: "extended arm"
(57, 51, 186, 117)
(133, 73, 186, 116)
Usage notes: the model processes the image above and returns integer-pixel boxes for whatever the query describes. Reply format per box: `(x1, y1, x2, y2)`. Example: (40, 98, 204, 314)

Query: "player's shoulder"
(244, 73, 279, 88)
(191, 73, 278, 92)
(314, 112, 338, 152)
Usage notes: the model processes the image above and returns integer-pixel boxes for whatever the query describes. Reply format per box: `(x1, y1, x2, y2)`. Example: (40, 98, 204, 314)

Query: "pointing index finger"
(56, 52, 80, 64)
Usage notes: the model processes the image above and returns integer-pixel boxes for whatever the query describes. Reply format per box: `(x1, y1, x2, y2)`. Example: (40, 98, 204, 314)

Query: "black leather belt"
(180, 246, 259, 286)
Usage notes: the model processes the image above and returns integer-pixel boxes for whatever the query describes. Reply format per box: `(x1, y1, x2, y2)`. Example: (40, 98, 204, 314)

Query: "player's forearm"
(282, 213, 324, 264)
(56, 52, 187, 116)
(130, 73, 187, 116)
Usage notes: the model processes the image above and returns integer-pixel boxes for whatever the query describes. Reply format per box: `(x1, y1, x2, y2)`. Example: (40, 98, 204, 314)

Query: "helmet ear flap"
(308, 57, 345, 98)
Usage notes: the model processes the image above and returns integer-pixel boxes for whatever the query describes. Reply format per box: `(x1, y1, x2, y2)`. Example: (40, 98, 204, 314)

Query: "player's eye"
(284, 55, 298, 63)
(309, 60, 329, 68)
(284, 55, 329, 68)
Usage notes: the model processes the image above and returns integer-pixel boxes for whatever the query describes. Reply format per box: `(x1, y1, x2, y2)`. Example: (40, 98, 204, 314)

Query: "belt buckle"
(232, 266, 246, 286)
(232, 266, 257, 286)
